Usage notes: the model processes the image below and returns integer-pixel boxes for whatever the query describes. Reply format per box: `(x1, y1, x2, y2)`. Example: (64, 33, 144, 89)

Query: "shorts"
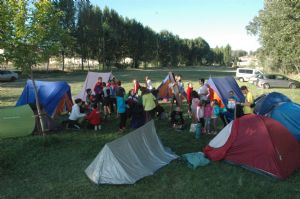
(103, 97, 110, 106)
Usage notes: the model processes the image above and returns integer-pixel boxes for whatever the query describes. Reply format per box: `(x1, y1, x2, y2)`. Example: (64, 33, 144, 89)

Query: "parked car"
(0, 70, 18, 81)
(257, 74, 300, 89)
(236, 68, 263, 82)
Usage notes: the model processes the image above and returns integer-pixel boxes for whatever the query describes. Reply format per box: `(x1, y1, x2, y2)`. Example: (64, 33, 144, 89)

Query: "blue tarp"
(207, 76, 245, 106)
(16, 80, 72, 116)
(271, 102, 300, 141)
(254, 92, 291, 115)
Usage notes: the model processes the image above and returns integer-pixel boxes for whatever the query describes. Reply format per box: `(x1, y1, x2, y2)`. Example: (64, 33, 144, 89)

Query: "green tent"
(0, 105, 35, 139)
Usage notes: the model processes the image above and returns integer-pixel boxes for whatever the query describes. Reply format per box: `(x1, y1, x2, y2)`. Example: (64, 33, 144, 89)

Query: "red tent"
(204, 114, 300, 179)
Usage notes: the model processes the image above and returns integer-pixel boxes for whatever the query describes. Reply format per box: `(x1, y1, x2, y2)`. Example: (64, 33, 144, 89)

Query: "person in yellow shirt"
(142, 88, 157, 122)
(240, 86, 254, 114)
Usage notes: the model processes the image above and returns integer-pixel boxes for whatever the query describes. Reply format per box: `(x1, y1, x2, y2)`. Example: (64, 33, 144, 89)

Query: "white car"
(0, 70, 18, 81)
(236, 68, 263, 82)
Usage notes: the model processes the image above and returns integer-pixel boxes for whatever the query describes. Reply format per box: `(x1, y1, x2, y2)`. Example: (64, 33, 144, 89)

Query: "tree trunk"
(81, 56, 84, 71)
(46, 58, 50, 72)
(62, 51, 65, 71)
(295, 64, 300, 74)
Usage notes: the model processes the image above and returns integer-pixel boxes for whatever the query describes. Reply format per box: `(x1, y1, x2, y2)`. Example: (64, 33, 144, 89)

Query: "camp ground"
(1, 68, 300, 199)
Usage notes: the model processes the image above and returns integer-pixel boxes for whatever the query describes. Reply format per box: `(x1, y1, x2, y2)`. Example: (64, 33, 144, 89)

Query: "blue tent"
(254, 92, 291, 115)
(207, 76, 245, 106)
(16, 80, 72, 117)
(271, 102, 300, 141)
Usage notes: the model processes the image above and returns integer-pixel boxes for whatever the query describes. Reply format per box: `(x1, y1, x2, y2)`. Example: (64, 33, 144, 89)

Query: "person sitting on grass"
(68, 98, 86, 129)
(171, 106, 184, 130)
(86, 104, 101, 131)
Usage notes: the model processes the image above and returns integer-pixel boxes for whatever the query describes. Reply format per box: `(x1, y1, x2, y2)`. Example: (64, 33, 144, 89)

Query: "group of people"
(185, 79, 254, 134)
(67, 76, 164, 132)
(67, 73, 254, 135)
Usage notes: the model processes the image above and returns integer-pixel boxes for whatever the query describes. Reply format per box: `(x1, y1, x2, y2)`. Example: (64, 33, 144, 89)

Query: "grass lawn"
(1, 67, 300, 199)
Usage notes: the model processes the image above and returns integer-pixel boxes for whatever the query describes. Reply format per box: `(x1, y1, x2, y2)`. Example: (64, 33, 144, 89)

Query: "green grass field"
(1, 67, 300, 199)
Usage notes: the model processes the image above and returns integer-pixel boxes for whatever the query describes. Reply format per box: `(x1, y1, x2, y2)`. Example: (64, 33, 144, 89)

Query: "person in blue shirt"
(227, 90, 239, 113)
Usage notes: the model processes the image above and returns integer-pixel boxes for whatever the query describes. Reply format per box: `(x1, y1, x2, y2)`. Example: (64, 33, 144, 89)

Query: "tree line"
(0, 0, 246, 73)
(247, 0, 300, 74)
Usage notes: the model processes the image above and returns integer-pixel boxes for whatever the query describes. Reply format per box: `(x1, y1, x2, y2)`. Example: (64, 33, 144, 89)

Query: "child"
(116, 84, 127, 132)
(171, 106, 184, 130)
(196, 100, 205, 130)
(86, 104, 101, 131)
(191, 91, 200, 122)
(93, 77, 104, 105)
(85, 88, 96, 111)
(142, 88, 157, 122)
(133, 79, 140, 95)
(203, 100, 212, 134)
(186, 82, 193, 114)
(211, 99, 221, 134)
(225, 90, 239, 123)
(227, 90, 238, 113)
(102, 82, 111, 118)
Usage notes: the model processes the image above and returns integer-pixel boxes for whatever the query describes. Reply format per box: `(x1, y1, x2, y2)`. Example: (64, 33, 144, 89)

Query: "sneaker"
(94, 126, 98, 131)
(98, 125, 102, 130)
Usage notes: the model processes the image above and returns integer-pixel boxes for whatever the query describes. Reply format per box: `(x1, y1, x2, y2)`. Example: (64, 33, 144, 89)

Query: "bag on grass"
(189, 123, 197, 133)
(181, 152, 210, 169)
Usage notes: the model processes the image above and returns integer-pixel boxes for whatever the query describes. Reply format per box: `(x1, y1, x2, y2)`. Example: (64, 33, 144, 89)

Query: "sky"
(90, 0, 264, 52)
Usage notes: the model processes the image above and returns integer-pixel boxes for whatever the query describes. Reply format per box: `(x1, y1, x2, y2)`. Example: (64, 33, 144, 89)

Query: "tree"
(53, 0, 76, 71)
(223, 44, 232, 66)
(1, 0, 63, 73)
(246, 0, 300, 73)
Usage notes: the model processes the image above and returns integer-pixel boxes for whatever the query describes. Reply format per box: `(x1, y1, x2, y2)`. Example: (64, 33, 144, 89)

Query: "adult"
(68, 98, 86, 128)
(145, 76, 153, 91)
(240, 85, 254, 114)
(197, 78, 209, 101)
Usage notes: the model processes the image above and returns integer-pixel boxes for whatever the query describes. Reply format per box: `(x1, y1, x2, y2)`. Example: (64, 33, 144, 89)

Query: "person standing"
(240, 86, 254, 114)
(116, 83, 127, 132)
(186, 82, 193, 114)
(197, 78, 209, 101)
(102, 82, 111, 118)
(145, 76, 153, 91)
(94, 77, 104, 109)
(132, 79, 140, 95)
(142, 88, 157, 122)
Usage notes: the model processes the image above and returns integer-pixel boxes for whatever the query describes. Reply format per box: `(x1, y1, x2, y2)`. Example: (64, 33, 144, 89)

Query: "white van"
(236, 68, 263, 82)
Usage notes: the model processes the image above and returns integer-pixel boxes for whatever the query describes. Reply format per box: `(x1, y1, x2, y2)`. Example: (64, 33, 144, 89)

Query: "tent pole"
(31, 69, 45, 135)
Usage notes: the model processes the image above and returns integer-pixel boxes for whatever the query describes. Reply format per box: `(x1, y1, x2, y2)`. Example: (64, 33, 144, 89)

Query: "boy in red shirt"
(86, 104, 102, 131)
